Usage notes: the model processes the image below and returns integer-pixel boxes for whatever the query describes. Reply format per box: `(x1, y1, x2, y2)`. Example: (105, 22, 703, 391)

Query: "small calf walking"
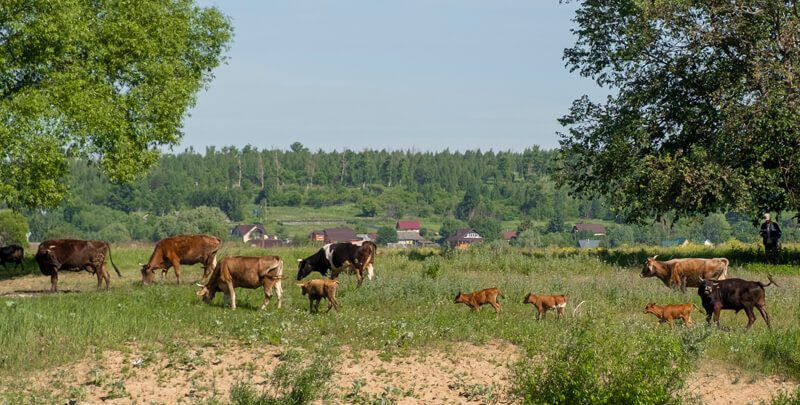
(643, 302, 702, 329)
(523, 293, 568, 320)
(297, 278, 340, 314)
(454, 287, 504, 315)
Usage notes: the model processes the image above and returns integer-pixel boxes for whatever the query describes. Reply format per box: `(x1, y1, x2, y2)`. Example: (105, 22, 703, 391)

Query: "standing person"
(760, 213, 782, 263)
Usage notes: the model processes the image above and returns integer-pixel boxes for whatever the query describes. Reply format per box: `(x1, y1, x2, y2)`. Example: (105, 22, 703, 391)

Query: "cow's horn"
(138, 262, 143, 266)
(195, 282, 204, 287)
(652, 255, 658, 260)
(196, 287, 208, 296)
(297, 259, 302, 262)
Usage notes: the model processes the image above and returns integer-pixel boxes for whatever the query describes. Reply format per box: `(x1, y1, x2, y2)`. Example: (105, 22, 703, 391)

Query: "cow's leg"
(757, 305, 771, 330)
(536, 306, 543, 320)
(261, 280, 273, 310)
(100, 264, 111, 290)
(491, 300, 501, 315)
(308, 297, 314, 314)
(713, 306, 722, 328)
(366, 263, 375, 280)
(228, 282, 236, 310)
(684, 315, 693, 326)
(667, 317, 675, 329)
(328, 289, 339, 312)
(681, 277, 688, 293)
(275, 279, 283, 309)
(355, 269, 364, 287)
(744, 307, 756, 330)
(51, 272, 59, 292)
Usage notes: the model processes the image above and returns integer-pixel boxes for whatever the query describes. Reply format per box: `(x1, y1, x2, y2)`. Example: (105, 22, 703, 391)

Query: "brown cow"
(35, 239, 122, 291)
(197, 256, 284, 310)
(643, 302, 703, 329)
(641, 255, 728, 292)
(140, 234, 221, 284)
(523, 293, 568, 320)
(296, 278, 340, 314)
(454, 287, 504, 315)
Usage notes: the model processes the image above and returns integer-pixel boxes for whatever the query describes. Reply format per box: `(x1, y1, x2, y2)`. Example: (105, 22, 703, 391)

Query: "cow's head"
(36, 247, 60, 268)
(296, 282, 309, 296)
(640, 255, 659, 277)
(297, 258, 312, 280)
(454, 291, 469, 304)
(140, 263, 156, 285)
(698, 278, 718, 299)
(522, 293, 535, 304)
(643, 302, 657, 314)
(196, 285, 216, 303)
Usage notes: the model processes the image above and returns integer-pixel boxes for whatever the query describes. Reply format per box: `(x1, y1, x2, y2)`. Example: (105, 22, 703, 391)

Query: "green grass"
(0, 244, 798, 403)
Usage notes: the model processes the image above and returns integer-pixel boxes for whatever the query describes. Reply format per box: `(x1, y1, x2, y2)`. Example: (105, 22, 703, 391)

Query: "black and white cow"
(297, 241, 376, 286)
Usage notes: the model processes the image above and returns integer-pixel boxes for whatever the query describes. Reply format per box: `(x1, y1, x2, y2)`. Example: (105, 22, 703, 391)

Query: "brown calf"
(297, 279, 340, 314)
(454, 287, 504, 315)
(197, 256, 284, 310)
(140, 234, 221, 284)
(643, 302, 703, 329)
(523, 293, 568, 320)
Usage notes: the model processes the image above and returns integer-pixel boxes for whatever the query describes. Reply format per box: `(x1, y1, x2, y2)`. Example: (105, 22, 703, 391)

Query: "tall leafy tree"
(0, 0, 232, 209)
(559, 1, 800, 221)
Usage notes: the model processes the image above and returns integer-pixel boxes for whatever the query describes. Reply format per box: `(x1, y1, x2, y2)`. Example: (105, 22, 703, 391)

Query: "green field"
(0, 244, 798, 403)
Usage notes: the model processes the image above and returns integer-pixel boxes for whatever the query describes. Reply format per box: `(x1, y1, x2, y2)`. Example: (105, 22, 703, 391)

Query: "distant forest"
(20, 143, 798, 245)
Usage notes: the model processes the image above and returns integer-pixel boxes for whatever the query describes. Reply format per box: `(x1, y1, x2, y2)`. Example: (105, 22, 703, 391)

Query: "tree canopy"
(559, 0, 800, 222)
(0, 0, 232, 209)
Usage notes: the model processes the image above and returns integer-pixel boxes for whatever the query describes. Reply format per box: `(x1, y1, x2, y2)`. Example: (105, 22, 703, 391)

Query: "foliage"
(0, 0, 233, 210)
(228, 354, 333, 404)
(376, 226, 399, 245)
(560, 0, 800, 222)
(702, 213, 733, 244)
(438, 217, 467, 242)
(357, 198, 379, 217)
(468, 217, 503, 242)
(0, 210, 28, 246)
(150, 206, 230, 241)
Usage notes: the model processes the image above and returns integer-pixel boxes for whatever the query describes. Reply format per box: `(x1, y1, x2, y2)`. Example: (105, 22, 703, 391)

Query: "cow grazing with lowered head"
(698, 275, 778, 330)
(140, 234, 221, 285)
(35, 239, 122, 291)
(197, 256, 284, 310)
(454, 287, 504, 315)
(297, 241, 376, 286)
(0, 244, 24, 271)
(641, 255, 728, 292)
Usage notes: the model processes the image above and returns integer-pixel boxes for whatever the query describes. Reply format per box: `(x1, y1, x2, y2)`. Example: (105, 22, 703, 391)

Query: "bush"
(376, 226, 398, 245)
(512, 320, 704, 404)
(0, 210, 29, 246)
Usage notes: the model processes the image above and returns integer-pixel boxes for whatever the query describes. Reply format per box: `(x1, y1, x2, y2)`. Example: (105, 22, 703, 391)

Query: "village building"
(231, 224, 268, 243)
(446, 228, 483, 249)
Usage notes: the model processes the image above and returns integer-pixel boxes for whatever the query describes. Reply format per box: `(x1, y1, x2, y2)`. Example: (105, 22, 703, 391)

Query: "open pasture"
(0, 244, 798, 403)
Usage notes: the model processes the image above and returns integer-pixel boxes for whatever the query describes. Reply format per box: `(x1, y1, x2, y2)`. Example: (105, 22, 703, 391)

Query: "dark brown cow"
(0, 244, 24, 271)
(641, 255, 728, 292)
(297, 241, 376, 286)
(454, 287, 504, 315)
(35, 239, 121, 291)
(698, 276, 778, 330)
(197, 256, 284, 310)
(140, 234, 221, 284)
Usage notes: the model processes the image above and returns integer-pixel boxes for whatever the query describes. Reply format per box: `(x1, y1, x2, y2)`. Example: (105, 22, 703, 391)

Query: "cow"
(0, 244, 24, 271)
(698, 275, 778, 330)
(523, 293, 568, 320)
(296, 278, 340, 314)
(196, 256, 284, 310)
(643, 302, 703, 329)
(140, 234, 221, 285)
(296, 241, 376, 287)
(454, 287, 504, 315)
(35, 239, 122, 291)
(641, 255, 729, 292)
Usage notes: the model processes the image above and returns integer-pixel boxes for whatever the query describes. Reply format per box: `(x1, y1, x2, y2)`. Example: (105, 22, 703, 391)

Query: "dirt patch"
(686, 363, 798, 404)
(0, 289, 82, 298)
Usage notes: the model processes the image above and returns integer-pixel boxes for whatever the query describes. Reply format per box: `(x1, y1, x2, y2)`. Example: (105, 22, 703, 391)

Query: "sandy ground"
(1, 340, 796, 404)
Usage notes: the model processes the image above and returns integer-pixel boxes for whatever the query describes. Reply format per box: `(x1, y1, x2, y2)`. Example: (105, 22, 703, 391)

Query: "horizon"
(181, 1, 606, 153)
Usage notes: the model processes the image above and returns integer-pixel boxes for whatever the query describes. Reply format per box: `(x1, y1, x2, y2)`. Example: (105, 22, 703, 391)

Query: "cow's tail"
(107, 244, 122, 277)
(692, 303, 705, 315)
(760, 274, 780, 288)
(719, 258, 729, 280)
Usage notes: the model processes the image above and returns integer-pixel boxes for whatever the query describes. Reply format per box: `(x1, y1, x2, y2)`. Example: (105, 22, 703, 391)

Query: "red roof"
(396, 220, 421, 230)
(502, 230, 518, 240)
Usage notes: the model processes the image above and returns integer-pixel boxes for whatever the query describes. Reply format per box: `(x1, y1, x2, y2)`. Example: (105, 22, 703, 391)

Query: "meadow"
(0, 243, 798, 404)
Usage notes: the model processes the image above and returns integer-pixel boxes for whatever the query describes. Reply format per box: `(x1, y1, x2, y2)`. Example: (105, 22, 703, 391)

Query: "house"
(573, 223, 606, 236)
(250, 235, 290, 248)
(501, 230, 518, 241)
(397, 230, 424, 246)
(578, 239, 602, 249)
(396, 220, 421, 233)
(356, 233, 379, 242)
(321, 228, 359, 244)
(231, 224, 267, 243)
(446, 228, 483, 249)
(309, 230, 325, 242)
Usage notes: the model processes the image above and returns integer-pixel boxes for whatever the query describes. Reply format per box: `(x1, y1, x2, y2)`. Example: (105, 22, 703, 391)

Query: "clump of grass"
(229, 353, 334, 405)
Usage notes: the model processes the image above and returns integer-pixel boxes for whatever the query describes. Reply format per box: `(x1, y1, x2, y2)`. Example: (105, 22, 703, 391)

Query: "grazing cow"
(523, 293, 568, 320)
(0, 244, 24, 271)
(297, 241, 376, 286)
(641, 255, 729, 292)
(35, 239, 122, 291)
(140, 234, 221, 284)
(197, 256, 284, 310)
(698, 275, 778, 330)
(296, 278, 340, 314)
(454, 287, 504, 315)
(643, 302, 703, 329)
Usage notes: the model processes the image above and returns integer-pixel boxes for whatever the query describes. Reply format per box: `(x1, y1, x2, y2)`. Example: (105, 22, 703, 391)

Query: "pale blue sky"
(181, 1, 604, 152)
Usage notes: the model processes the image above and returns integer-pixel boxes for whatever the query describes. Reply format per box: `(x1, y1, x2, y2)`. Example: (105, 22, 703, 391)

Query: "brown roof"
(397, 231, 423, 241)
(573, 223, 606, 235)
(396, 220, 421, 230)
(231, 224, 265, 236)
(502, 230, 518, 240)
(324, 228, 358, 243)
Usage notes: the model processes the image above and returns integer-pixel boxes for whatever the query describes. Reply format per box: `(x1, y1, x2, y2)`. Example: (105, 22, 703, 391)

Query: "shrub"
(0, 210, 29, 246)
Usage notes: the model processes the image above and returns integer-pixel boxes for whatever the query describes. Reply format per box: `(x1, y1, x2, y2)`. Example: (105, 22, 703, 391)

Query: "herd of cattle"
(0, 235, 782, 328)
